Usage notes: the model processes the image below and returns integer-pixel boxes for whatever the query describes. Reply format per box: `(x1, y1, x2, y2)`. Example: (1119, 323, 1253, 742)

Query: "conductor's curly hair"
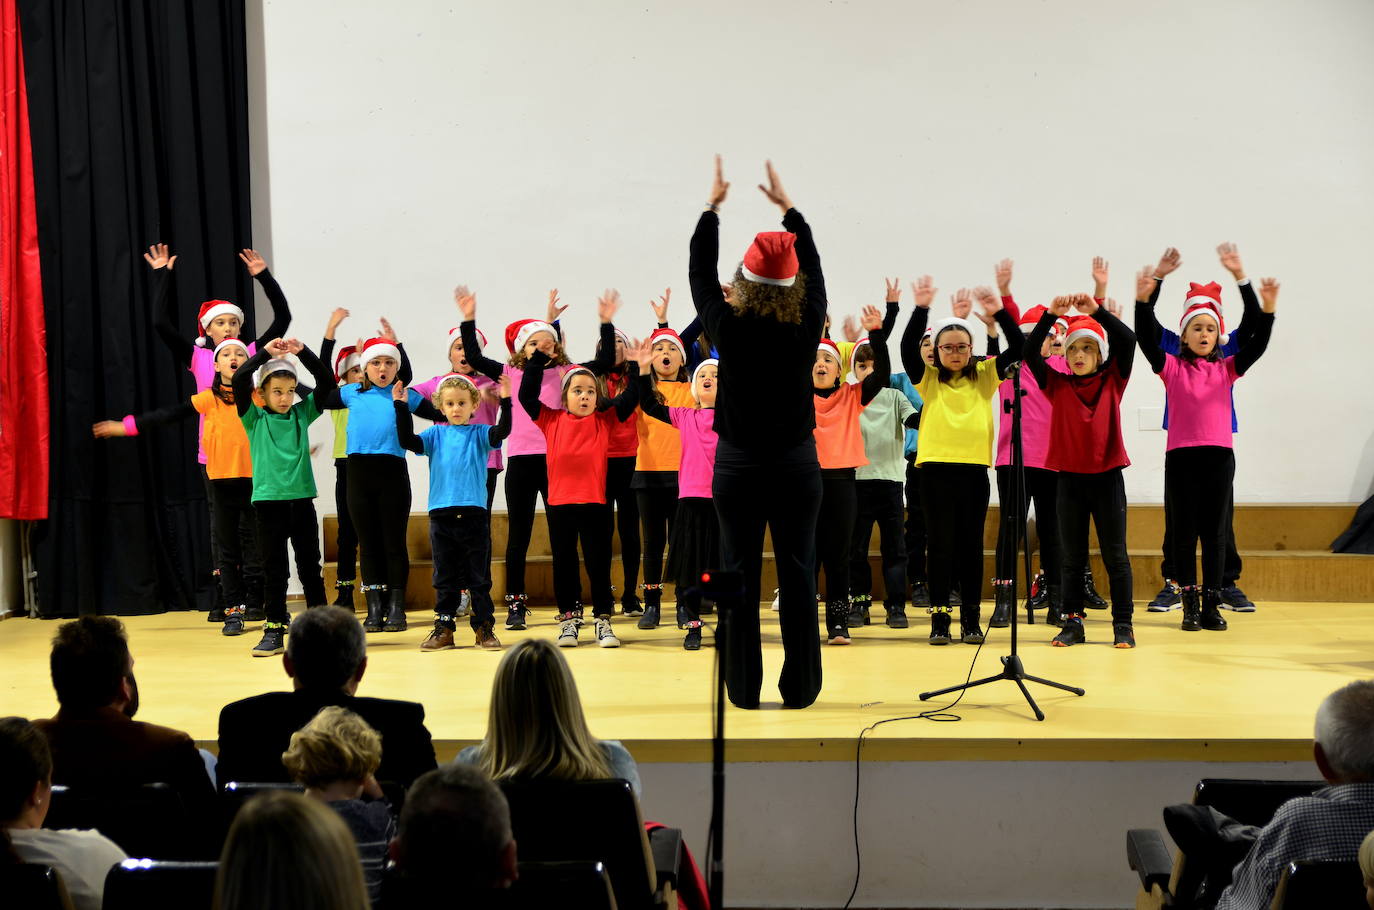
(728, 267, 807, 325)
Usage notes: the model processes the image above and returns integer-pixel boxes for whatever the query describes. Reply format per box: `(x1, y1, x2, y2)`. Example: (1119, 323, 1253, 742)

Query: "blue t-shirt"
(340, 384, 422, 456)
(1159, 330, 1239, 431)
(417, 422, 495, 510)
(889, 372, 924, 457)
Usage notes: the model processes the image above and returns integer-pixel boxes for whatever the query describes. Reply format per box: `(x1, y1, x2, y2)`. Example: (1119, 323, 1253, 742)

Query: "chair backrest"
(0, 863, 72, 910)
(219, 780, 305, 830)
(45, 783, 196, 860)
(511, 860, 618, 910)
(1270, 858, 1366, 909)
(1193, 779, 1326, 826)
(102, 859, 218, 910)
(499, 779, 654, 910)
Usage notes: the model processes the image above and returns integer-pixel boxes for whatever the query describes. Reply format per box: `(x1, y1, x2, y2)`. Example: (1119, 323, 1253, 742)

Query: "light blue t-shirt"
(889, 372, 923, 457)
(418, 422, 495, 510)
(341, 384, 422, 457)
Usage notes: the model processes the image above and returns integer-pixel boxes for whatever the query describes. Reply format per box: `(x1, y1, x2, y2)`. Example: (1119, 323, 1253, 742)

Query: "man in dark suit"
(216, 605, 437, 788)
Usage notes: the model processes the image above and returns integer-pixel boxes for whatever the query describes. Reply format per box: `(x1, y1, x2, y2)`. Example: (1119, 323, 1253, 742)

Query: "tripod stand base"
(919, 654, 1085, 722)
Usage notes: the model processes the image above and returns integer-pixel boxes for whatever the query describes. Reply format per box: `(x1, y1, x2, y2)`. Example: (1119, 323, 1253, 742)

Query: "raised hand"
(951, 288, 973, 320)
(633, 337, 655, 372)
(994, 259, 1013, 295)
(1217, 242, 1245, 280)
(378, 318, 397, 342)
(143, 243, 177, 271)
(498, 374, 512, 399)
(455, 287, 477, 321)
(265, 338, 291, 357)
(709, 155, 730, 206)
(325, 308, 349, 338)
(238, 249, 267, 276)
(973, 286, 1003, 322)
(1072, 293, 1099, 315)
(841, 314, 860, 343)
(1104, 297, 1122, 318)
(1153, 247, 1182, 279)
(859, 304, 883, 332)
(884, 277, 901, 304)
(92, 420, 128, 438)
(651, 288, 671, 324)
(1092, 256, 1110, 296)
(757, 160, 794, 213)
(1048, 295, 1073, 317)
(546, 289, 567, 324)
(1136, 266, 1156, 302)
(911, 275, 936, 309)
(283, 338, 304, 355)
(597, 288, 622, 323)
(1259, 277, 1280, 313)
(391, 381, 407, 402)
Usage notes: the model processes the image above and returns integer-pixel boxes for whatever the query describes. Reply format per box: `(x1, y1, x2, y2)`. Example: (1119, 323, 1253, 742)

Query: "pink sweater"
(412, 372, 503, 469)
(502, 362, 581, 457)
(189, 341, 256, 465)
(995, 355, 1067, 470)
(1159, 354, 1239, 451)
(667, 407, 718, 500)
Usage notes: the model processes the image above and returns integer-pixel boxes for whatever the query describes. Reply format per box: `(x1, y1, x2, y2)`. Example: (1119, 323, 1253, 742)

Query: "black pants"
(607, 457, 640, 594)
(333, 459, 359, 583)
(503, 455, 547, 595)
(430, 506, 496, 630)
(714, 437, 823, 710)
(210, 478, 263, 610)
(546, 503, 614, 616)
(253, 498, 326, 623)
(919, 462, 989, 612)
(204, 467, 262, 607)
(904, 458, 927, 584)
(995, 465, 1061, 586)
(1164, 447, 1236, 590)
(813, 471, 857, 603)
(636, 479, 678, 589)
(1057, 469, 1133, 621)
(850, 480, 906, 607)
(1161, 487, 1242, 584)
(345, 454, 411, 589)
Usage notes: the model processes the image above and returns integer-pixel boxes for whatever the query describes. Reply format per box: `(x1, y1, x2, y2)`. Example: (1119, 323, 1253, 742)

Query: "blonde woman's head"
(281, 706, 382, 790)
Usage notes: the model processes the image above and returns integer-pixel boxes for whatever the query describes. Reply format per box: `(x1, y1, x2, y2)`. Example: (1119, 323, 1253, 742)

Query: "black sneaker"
(683, 626, 702, 651)
(1083, 570, 1107, 609)
(504, 595, 528, 631)
(621, 593, 644, 617)
(1112, 623, 1136, 649)
(848, 595, 869, 628)
(928, 610, 952, 645)
(207, 607, 225, 623)
(960, 611, 985, 645)
(910, 580, 931, 608)
(251, 623, 287, 657)
(244, 605, 266, 622)
(1219, 584, 1254, 613)
(826, 602, 850, 645)
(222, 607, 245, 637)
(1052, 616, 1086, 647)
(1148, 580, 1181, 612)
(1180, 588, 1202, 632)
(884, 604, 909, 629)
(331, 582, 356, 609)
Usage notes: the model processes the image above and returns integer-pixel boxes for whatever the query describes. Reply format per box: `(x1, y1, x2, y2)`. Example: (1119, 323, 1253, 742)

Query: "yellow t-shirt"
(331, 407, 349, 460)
(914, 359, 1002, 467)
(635, 380, 696, 472)
(191, 389, 254, 480)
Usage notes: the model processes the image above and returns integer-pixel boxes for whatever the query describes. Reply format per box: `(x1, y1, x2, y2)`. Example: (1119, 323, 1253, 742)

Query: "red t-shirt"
(1043, 363, 1130, 474)
(603, 371, 640, 458)
(535, 407, 622, 505)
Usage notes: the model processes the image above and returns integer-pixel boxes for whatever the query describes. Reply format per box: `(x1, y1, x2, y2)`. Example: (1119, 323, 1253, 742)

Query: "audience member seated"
(282, 706, 395, 905)
(386, 764, 517, 907)
(1218, 679, 1374, 909)
(456, 638, 641, 798)
(32, 616, 215, 820)
(1362, 828, 1374, 909)
(1, 717, 126, 910)
(216, 789, 369, 910)
(217, 606, 437, 788)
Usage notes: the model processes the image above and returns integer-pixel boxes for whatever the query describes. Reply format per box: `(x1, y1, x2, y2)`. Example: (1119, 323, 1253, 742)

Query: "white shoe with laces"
(557, 619, 579, 647)
(595, 617, 621, 648)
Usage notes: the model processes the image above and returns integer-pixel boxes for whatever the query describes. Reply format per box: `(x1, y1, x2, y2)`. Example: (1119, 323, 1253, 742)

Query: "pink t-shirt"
(189, 341, 256, 465)
(667, 406, 718, 500)
(1159, 354, 1239, 451)
(412, 372, 503, 470)
(995, 355, 1067, 470)
(503, 362, 582, 458)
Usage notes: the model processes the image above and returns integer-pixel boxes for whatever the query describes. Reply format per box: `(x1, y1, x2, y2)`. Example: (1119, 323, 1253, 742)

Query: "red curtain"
(0, 0, 47, 519)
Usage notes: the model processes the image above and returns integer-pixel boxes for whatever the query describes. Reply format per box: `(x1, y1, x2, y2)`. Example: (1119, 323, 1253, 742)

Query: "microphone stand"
(700, 569, 741, 910)
(918, 362, 1084, 720)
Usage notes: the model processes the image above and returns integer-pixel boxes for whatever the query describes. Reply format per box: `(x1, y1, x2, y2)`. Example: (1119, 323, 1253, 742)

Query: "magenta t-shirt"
(503, 362, 582, 458)
(667, 406, 718, 500)
(412, 372, 504, 470)
(1159, 354, 1239, 451)
(995, 355, 1066, 470)
(189, 341, 257, 465)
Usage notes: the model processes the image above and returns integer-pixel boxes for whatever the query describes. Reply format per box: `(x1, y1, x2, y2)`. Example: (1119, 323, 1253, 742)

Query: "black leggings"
(606, 457, 641, 593)
(547, 503, 614, 616)
(850, 479, 906, 607)
(636, 478, 678, 588)
(254, 498, 326, 622)
(333, 459, 359, 583)
(346, 454, 411, 589)
(904, 459, 927, 584)
(210, 478, 263, 610)
(1161, 486, 1242, 584)
(503, 455, 547, 595)
(1164, 446, 1235, 590)
(714, 438, 823, 710)
(814, 471, 857, 603)
(919, 462, 990, 611)
(1057, 469, 1132, 621)
(995, 465, 1061, 586)
(486, 467, 501, 512)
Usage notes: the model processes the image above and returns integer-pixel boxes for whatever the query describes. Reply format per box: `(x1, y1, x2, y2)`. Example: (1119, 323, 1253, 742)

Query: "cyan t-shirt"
(418, 422, 495, 510)
(1159, 330, 1239, 431)
(889, 372, 923, 457)
(341, 384, 422, 457)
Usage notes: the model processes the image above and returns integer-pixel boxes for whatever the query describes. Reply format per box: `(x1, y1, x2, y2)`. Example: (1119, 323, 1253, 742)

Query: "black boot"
(959, 606, 985, 644)
(1200, 588, 1228, 631)
(990, 581, 1012, 628)
(1083, 570, 1107, 609)
(363, 587, 385, 633)
(1026, 572, 1047, 610)
(332, 580, 356, 609)
(1180, 587, 1202, 632)
(638, 584, 662, 630)
(505, 593, 529, 631)
(1044, 585, 1064, 628)
(383, 588, 408, 632)
(884, 602, 909, 629)
(848, 594, 869, 628)
(910, 580, 930, 608)
(928, 608, 952, 645)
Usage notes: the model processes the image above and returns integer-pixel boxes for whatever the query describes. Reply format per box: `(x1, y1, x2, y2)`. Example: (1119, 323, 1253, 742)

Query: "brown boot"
(474, 622, 502, 650)
(420, 624, 455, 652)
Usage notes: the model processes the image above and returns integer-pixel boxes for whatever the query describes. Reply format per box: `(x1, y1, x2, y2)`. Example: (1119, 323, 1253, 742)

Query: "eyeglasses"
(938, 344, 971, 354)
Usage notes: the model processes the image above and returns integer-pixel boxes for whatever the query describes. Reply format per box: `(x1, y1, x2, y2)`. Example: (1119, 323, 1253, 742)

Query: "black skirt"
(664, 497, 721, 589)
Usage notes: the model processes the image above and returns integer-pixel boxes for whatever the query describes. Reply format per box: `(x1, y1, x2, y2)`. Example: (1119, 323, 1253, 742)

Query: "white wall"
(247, 0, 1374, 520)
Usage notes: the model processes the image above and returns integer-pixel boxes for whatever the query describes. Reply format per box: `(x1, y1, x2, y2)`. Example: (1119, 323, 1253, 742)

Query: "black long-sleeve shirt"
(1135, 278, 1274, 376)
(313, 343, 414, 410)
(901, 306, 1022, 379)
(518, 352, 638, 423)
(233, 345, 335, 417)
(689, 208, 827, 451)
(151, 267, 292, 368)
(463, 320, 618, 384)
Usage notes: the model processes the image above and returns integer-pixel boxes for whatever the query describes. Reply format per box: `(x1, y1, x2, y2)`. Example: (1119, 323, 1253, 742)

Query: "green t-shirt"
(241, 396, 323, 502)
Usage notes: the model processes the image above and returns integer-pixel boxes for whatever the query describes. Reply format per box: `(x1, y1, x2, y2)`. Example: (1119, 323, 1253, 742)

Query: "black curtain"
(20, 0, 253, 616)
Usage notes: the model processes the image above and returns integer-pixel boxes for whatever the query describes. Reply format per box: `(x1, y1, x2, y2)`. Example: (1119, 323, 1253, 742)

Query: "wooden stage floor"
(3, 602, 1371, 765)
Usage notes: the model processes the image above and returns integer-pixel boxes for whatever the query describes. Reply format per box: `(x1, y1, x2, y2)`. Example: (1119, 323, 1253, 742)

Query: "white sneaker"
(557, 619, 579, 647)
(771, 589, 781, 612)
(595, 617, 621, 648)
(456, 589, 471, 617)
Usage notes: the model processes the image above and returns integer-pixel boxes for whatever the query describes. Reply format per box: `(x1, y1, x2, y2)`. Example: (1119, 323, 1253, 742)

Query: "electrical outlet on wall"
(1138, 407, 1164, 430)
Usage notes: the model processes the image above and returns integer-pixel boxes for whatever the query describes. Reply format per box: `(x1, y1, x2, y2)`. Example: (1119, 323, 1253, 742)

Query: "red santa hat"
(1018, 305, 1070, 338)
(1064, 316, 1109, 362)
(648, 327, 686, 363)
(742, 232, 799, 286)
(505, 318, 556, 355)
(1180, 283, 1228, 344)
(334, 345, 359, 381)
(847, 337, 870, 377)
(212, 337, 249, 360)
(447, 326, 488, 352)
(816, 337, 843, 366)
(194, 299, 245, 346)
(360, 337, 401, 366)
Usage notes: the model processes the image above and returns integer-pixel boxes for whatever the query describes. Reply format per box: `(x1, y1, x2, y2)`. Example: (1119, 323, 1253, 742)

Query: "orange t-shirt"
(191, 389, 253, 480)
(813, 384, 869, 470)
(634, 380, 695, 472)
